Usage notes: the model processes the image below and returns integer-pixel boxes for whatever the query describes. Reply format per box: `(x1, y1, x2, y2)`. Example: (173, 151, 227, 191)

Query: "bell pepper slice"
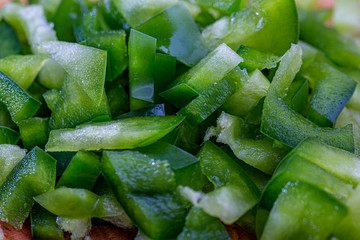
(160, 43, 241, 107)
(260, 44, 354, 152)
(18, 117, 49, 149)
(53, 0, 87, 42)
(102, 150, 187, 239)
(0, 55, 47, 90)
(177, 207, 230, 240)
(34, 187, 125, 219)
(48, 74, 111, 130)
(0, 147, 56, 228)
(113, 0, 177, 27)
(56, 151, 101, 190)
(30, 203, 63, 240)
(129, 29, 156, 111)
(0, 71, 41, 124)
(0, 21, 20, 58)
(0, 144, 26, 187)
(260, 181, 347, 240)
(194, 141, 260, 222)
(0, 127, 20, 145)
(154, 53, 176, 103)
(203, 0, 299, 55)
(177, 78, 236, 127)
(302, 61, 357, 127)
(46, 116, 185, 151)
(136, 3, 209, 66)
(260, 153, 353, 210)
(208, 112, 287, 174)
(222, 69, 270, 117)
(35, 41, 107, 105)
(136, 141, 202, 191)
(290, 138, 360, 186)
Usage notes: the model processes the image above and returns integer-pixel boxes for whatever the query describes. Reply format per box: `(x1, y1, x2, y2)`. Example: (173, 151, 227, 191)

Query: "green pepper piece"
(136, 3, 209, 66)
(160, 43, 242, 107)
(102, 151, 176, 194)
(203, 0, 299, 56)
(46, 116, 185, 151)
(31, 203, 63, 240)
(302, 62, 357, 127)
(0, 21, 21, 58)
(48, 74, 111, 130)
(35, 41, 107, 105)
(209, 112, 287, 174)
(0, 147, 56, 228)
(237, 45, 280, 72)
(102, 150, 187, 239)
(0, 127, 20, 145)
(34, 187, 126, 219)
(53, 0, 87, 42)
(260, 181, 347, 240)
(195, 141, 260, 222)
(290, 138, 360, 186)
(56, 151, 101, 190)
(129, 29, 156, 111)
(260, 154, 353, 211)
(137, 141, 202, 191)
(177, 207, 230, 240)
(300, 11, 360, 69)
(260, 44, 354, 152)
(0, 144, 26, 187)
(177, 78, 236, 127)
(113, 0, 177, 27)
(222, 69, 270, 117)
(0, 71, 41, 124)
(18, 117, 49, 149)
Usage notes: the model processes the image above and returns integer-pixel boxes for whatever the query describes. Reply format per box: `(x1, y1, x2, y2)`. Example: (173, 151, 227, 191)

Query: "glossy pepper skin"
(260, 44, 354, 152)
(102, 150, 187, 239)
(0, 71, 41, 124)
(136, 3, 209, 66)
(0, 147, 56, 228)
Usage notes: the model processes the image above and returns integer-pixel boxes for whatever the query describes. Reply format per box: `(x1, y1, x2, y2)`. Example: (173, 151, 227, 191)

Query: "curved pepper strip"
(0, 127, 20, 145)
(0, 71, 41, 124)
(136, 3, 209, 66)
(46, 116, 185, 151)
(0, 147, 56, 228)
(301, 62, 357, 127)
(208, 112, 287, 174)
(260, 44, 354, 152)
(34, 187, 125, 219)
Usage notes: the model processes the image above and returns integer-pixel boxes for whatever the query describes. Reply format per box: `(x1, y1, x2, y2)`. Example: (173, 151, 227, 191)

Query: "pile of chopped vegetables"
(0, 0, 360, 239)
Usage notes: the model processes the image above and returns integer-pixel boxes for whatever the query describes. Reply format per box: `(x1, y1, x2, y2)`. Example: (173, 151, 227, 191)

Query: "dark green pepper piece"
(31, 203, 63, 240)
(18, 117, 49, 149)
(0, 147, 56, 228)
